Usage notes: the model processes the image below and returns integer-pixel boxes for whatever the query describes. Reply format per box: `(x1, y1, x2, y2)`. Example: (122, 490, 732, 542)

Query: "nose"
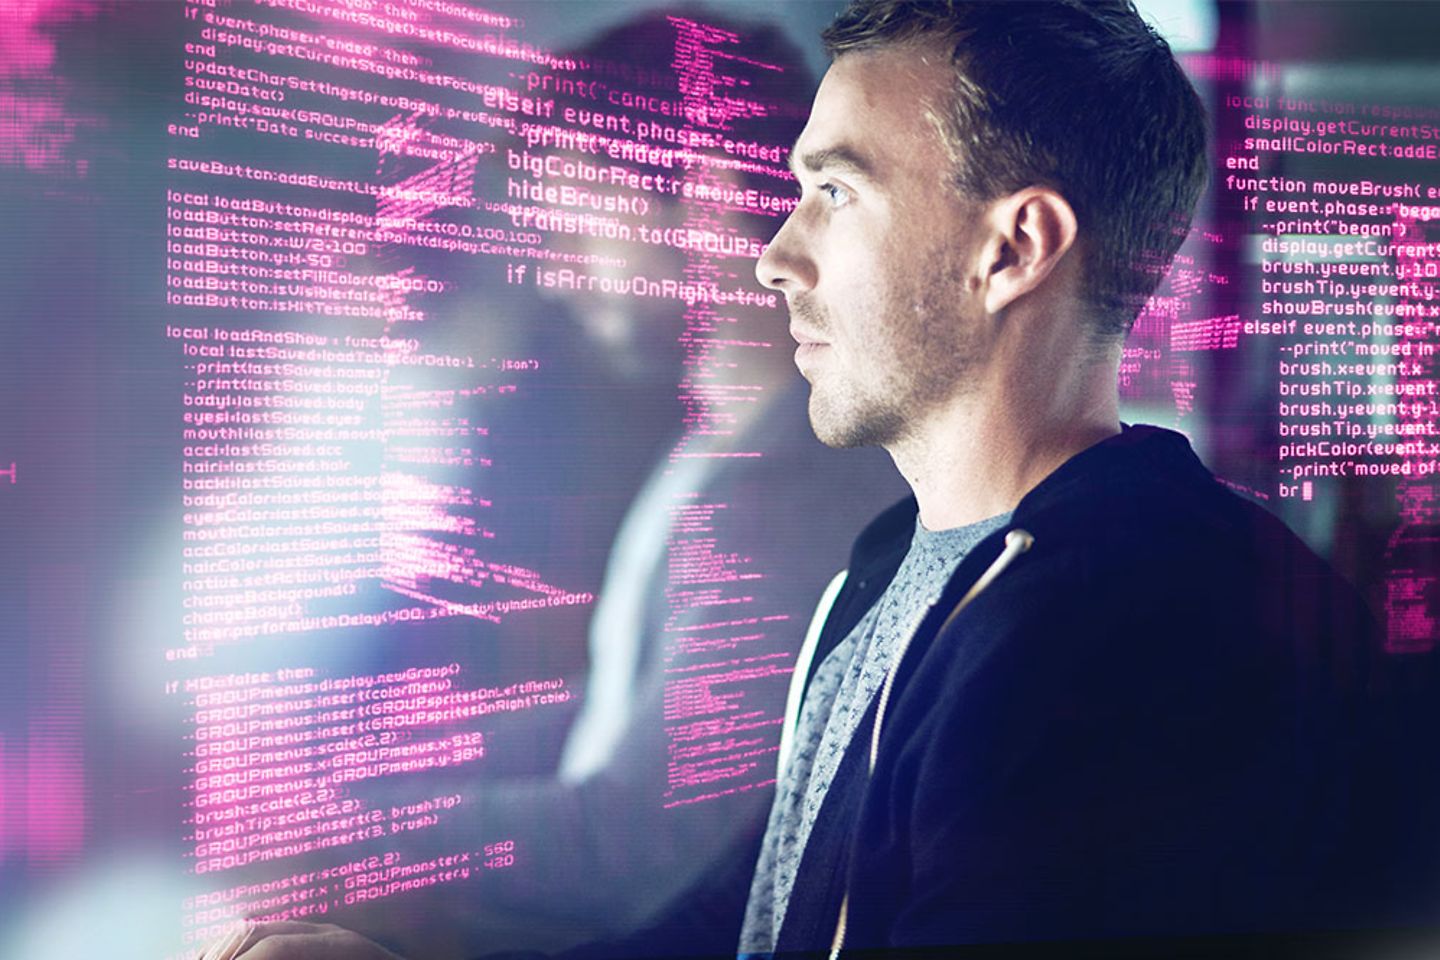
(754, 211, 816, 293)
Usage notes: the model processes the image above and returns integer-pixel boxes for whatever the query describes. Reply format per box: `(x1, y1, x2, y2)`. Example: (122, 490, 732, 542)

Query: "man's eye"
(794, 180, 852, 208)
(819, 182, 851, 208)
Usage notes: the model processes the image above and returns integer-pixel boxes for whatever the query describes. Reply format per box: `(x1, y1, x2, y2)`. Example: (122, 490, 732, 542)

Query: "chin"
(808, 394, 895, 450)
(810, 424, 859, 450)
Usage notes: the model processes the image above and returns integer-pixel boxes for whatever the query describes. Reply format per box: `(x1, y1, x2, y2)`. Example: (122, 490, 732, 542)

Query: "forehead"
(792, 47, 952, 182)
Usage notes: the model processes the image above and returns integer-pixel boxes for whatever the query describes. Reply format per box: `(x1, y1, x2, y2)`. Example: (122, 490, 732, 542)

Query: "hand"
(197, 920, 406, 960)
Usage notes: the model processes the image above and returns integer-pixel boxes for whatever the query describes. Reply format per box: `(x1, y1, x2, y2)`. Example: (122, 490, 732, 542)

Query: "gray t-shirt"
(739, 510, 1013, 957)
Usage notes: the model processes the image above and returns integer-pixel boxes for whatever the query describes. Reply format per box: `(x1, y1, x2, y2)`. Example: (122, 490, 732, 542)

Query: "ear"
(978, 187, 1079, 317)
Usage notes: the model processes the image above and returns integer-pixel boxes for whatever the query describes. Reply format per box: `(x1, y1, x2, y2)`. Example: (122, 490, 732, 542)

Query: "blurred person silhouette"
(233, 10, 900, 960)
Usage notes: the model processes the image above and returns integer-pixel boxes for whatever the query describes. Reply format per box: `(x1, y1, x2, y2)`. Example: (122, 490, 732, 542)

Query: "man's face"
(755, 47, 989, 449)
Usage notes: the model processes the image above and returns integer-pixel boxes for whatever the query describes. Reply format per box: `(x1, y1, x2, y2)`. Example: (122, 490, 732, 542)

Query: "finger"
(198, 920, 252, 960)
(225, 922, 258, 960)
(244, 921, 342, 937)
(231, 921, 341, 957)
(242, 932, 393, 960)
(236, 933, 316, 960)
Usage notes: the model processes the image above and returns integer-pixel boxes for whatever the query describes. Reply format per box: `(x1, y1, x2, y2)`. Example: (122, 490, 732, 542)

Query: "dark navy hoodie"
(773, 424, 1432, 956)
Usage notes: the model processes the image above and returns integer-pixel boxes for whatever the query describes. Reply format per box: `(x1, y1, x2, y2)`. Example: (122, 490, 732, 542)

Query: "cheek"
(823, 245, 882, 312)
(816, 216, 897, 348)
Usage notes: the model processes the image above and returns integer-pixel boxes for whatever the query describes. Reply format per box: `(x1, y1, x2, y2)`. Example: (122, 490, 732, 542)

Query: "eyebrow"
(788, 143, 877, 181)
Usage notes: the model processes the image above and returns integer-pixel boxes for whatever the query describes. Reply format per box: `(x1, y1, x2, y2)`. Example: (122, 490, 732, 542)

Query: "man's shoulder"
(907, 423, 1378, 690)
(1011, 424, 1332, 583)
(840, 423, 1376, 671)
(845, 425, 1315, 580)
(877, 425, 1380, 801)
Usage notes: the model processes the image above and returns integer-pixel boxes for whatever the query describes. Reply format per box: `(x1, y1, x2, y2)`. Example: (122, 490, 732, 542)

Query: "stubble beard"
(796, 260, 978, 451)
(808, 372, 908, 450)
(790, 296, 898, 450)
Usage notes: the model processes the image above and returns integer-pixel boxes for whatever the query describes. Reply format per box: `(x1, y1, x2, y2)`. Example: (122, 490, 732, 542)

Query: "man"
(213, 1, 1429, 957)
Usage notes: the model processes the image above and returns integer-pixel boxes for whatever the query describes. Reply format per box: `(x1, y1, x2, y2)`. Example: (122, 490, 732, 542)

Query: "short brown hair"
(823, 0, 1208, 340)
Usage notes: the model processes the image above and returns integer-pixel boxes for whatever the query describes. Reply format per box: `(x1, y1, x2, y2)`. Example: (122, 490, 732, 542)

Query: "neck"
(886, 349, 1121, 531)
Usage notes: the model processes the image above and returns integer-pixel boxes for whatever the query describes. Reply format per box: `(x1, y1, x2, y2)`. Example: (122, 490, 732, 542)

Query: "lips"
(792, 333, 829, 374)
(789, 326, 829, 346)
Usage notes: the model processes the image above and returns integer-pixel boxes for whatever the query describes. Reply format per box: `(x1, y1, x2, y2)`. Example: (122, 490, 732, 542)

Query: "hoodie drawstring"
(830, 528, 1035, 960)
